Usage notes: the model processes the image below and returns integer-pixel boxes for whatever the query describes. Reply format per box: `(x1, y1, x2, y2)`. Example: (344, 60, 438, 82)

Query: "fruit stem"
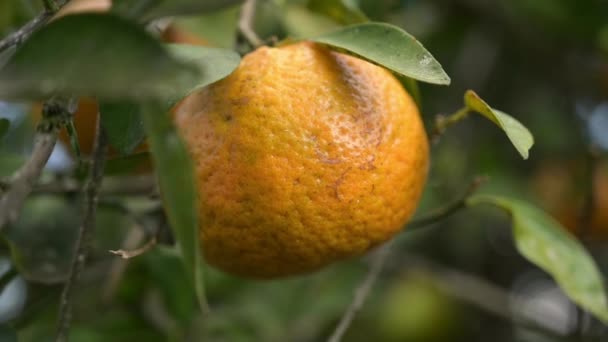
(238, 0, 264, 48)
(431, 106, 470, 143)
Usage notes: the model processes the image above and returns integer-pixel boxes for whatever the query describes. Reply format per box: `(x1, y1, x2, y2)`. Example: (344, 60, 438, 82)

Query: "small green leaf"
(0, 13, 198, 101)
(307, 0, 368, 25)
(311, 22, 450, 85)
(468, 195, 608, 323)
(0, 118, 9, 140)
(464, 90, 534, 159)
(99, 102, 146, 155)
(165, 44, 241, 104)
(114, 0, 244, 22)
(140, 101, 208, 313)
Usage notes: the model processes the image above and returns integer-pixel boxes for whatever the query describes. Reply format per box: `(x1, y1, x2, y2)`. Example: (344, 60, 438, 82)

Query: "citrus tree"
(0, 0, 607, 341)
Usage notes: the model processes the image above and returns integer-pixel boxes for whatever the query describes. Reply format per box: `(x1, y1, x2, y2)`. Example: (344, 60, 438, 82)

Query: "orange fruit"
(174, 41, 429, 278)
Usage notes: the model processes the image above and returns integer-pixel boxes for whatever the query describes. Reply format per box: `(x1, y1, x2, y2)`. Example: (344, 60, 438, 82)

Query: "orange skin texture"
(174, 42, 429, 278)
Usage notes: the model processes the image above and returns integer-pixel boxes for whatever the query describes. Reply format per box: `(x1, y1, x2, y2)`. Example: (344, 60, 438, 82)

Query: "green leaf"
(99, 102, 146, 155)
(140, 101, 208, 313)
(311, 22, 450, 85)
(113, 0, 244, 22)
(0, 13, 198, 101)
(165, 44, 241, 104)
(464, 90, 534, 159)
(307, 0, 368, 25)
(467, 195, 608, 323)
(0, 118, 9, 140)
(282, 4, 341, 38)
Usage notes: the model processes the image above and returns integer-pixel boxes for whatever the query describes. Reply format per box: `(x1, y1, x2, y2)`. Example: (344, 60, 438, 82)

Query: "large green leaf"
(468, 195, 608, 323)
(165, 44, 241, 104)
(99, 102, 146, 156)
(311, 22, 450, 85)
(113, 0, 244, 22)
(464, 90, 534, 159)
(140, 101, 208, 312)
(0, 13, 198, 101)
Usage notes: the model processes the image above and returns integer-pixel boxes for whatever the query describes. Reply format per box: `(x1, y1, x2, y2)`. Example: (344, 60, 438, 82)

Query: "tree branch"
(34, 174, 158, 197)
(110, 236, 157, 259)
(55, 115, 107, 342)
(326, 177, 487, 342)
(42, 0, 60, 13)
(238, 0, 263, 48)
(407, 176, 488, 230)
(0, 13, 50, 53)
(327, 243, 392, 342)
(0, 98, 76, 230)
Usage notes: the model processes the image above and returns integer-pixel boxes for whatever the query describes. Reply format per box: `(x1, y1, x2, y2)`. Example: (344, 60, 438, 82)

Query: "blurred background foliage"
(1, 0, 608, 341)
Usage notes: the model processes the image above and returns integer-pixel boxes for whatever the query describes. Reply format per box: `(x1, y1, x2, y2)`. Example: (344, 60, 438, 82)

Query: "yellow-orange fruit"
(174, 41, 429, 278)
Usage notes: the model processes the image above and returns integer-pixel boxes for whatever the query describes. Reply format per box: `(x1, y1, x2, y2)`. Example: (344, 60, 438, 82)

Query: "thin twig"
(238, 0, 264, 48)
(0, 12, 50, 53)
(326, 176, 488, 342)
(55, 115, 107, 342)
(42, 0, 59, 12)
(110, 236, 157, 259)
(431, 107, 470, 143)
(0, 0, 72, 53)
(102, 226, 146, 304)
(407, 176, 488, 230)
(386, 254, 569, 341)
(34, 174, 157, 197)
(327, 243, 392, 342)
(0, 98, 75, 230)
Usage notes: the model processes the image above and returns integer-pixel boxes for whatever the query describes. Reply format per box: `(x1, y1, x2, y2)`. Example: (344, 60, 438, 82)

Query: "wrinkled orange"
(174, 41, 429, 278)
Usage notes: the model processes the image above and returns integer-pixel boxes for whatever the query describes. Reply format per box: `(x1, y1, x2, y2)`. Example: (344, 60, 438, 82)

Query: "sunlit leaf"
(113, 0, 244, 22)
(307, 0, 367, 25)
(140, 101, 208, 312)
(99, 102, 145, 156)
(0, 13, 197, 101)
(311, 22, 450, 85)
(464, 90, 534, 159)
(468, 195, 608, 323)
